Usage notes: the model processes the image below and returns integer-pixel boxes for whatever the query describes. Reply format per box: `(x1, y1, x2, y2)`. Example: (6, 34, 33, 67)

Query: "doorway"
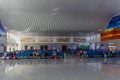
(24, 45, 28, 50)
(40, 45, 48, 50)
(4, 46, 7, 52)
(30, 46, 34, 50)
(62, 45, 67, 52)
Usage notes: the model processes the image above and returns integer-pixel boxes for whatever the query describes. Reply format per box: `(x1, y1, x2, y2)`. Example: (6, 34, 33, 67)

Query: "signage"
(57, 38, 70, 42)
(39, 38, 53, 42)
(21, 38, 35, 43)
(108, 42, 115, 45)
(73, 37, 86, 42)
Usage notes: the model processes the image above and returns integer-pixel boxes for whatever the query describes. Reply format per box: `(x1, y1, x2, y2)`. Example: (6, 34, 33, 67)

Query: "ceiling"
(0, 0, 120, 36)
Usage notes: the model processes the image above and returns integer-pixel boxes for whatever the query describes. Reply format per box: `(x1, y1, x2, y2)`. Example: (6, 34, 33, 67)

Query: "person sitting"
(33, 51, 39, 58)
(82, 50, 88, 58)
(29, 53, 33, 57)
(77, 50, 80, 56)
(44, 51, 48, 59)
(52, 53, 56, 59)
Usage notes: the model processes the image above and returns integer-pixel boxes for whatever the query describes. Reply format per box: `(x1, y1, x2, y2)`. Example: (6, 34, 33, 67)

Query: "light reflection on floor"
(0, 58, 120, 80)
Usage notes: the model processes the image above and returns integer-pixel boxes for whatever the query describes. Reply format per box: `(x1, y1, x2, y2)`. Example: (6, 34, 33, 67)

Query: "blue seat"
(39, 50, 45, 56)
(48, 50, 53, 56)
(56, 51, 64, 57)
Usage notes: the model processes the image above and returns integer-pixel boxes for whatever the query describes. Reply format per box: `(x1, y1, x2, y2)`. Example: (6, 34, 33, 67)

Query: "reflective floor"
(0, 57, 120, 80)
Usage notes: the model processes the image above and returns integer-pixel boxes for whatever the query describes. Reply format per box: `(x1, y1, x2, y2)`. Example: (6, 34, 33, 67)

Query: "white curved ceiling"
(0, 0, 120, 35)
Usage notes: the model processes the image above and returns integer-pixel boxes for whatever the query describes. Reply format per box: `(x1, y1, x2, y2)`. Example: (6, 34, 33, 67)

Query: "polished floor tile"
(0, 58, 120, 80)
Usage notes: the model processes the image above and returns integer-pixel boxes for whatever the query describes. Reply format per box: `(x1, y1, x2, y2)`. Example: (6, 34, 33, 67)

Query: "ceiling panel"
(0, 0, 120, 36)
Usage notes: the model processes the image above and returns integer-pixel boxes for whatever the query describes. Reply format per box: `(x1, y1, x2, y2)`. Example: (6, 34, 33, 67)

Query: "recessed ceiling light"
(98, 29, 102, 32)
(52, 8, 59, 12)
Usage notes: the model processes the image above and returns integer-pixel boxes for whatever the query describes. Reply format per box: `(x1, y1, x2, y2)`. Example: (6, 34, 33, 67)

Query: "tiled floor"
(0, 57, 120, 80)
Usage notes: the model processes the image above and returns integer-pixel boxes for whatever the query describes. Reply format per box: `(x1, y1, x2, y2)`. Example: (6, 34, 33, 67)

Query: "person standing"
(3, 51, 7, 59)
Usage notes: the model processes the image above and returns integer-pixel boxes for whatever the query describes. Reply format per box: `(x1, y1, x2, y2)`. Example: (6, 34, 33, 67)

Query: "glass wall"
(0, 21, 7, 52)
(7, 32, 21, 51)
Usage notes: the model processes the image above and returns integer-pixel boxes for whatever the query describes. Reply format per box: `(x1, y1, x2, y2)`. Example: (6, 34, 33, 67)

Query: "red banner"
(101, 28, 120, 41)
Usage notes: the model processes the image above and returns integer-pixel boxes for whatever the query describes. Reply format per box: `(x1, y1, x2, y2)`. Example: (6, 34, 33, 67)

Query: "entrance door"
(44, 45, 48, 50)
(40, 46, 43, 50)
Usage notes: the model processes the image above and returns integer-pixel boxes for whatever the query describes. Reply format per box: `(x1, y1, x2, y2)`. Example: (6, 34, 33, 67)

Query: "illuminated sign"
(39, 38, 53, 42)
(21, 38, 35, 42)
(73, 37, 86, 42)
(57, 38, 70, 42)
(108, 42, 115, 45)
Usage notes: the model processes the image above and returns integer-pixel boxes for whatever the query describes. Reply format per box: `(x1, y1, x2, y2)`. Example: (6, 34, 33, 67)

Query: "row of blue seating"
(16, 49, 120, 58)
(15, 50, 64, 58)
(1, 49, 120, 58)
(82, 50, 120, 58)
